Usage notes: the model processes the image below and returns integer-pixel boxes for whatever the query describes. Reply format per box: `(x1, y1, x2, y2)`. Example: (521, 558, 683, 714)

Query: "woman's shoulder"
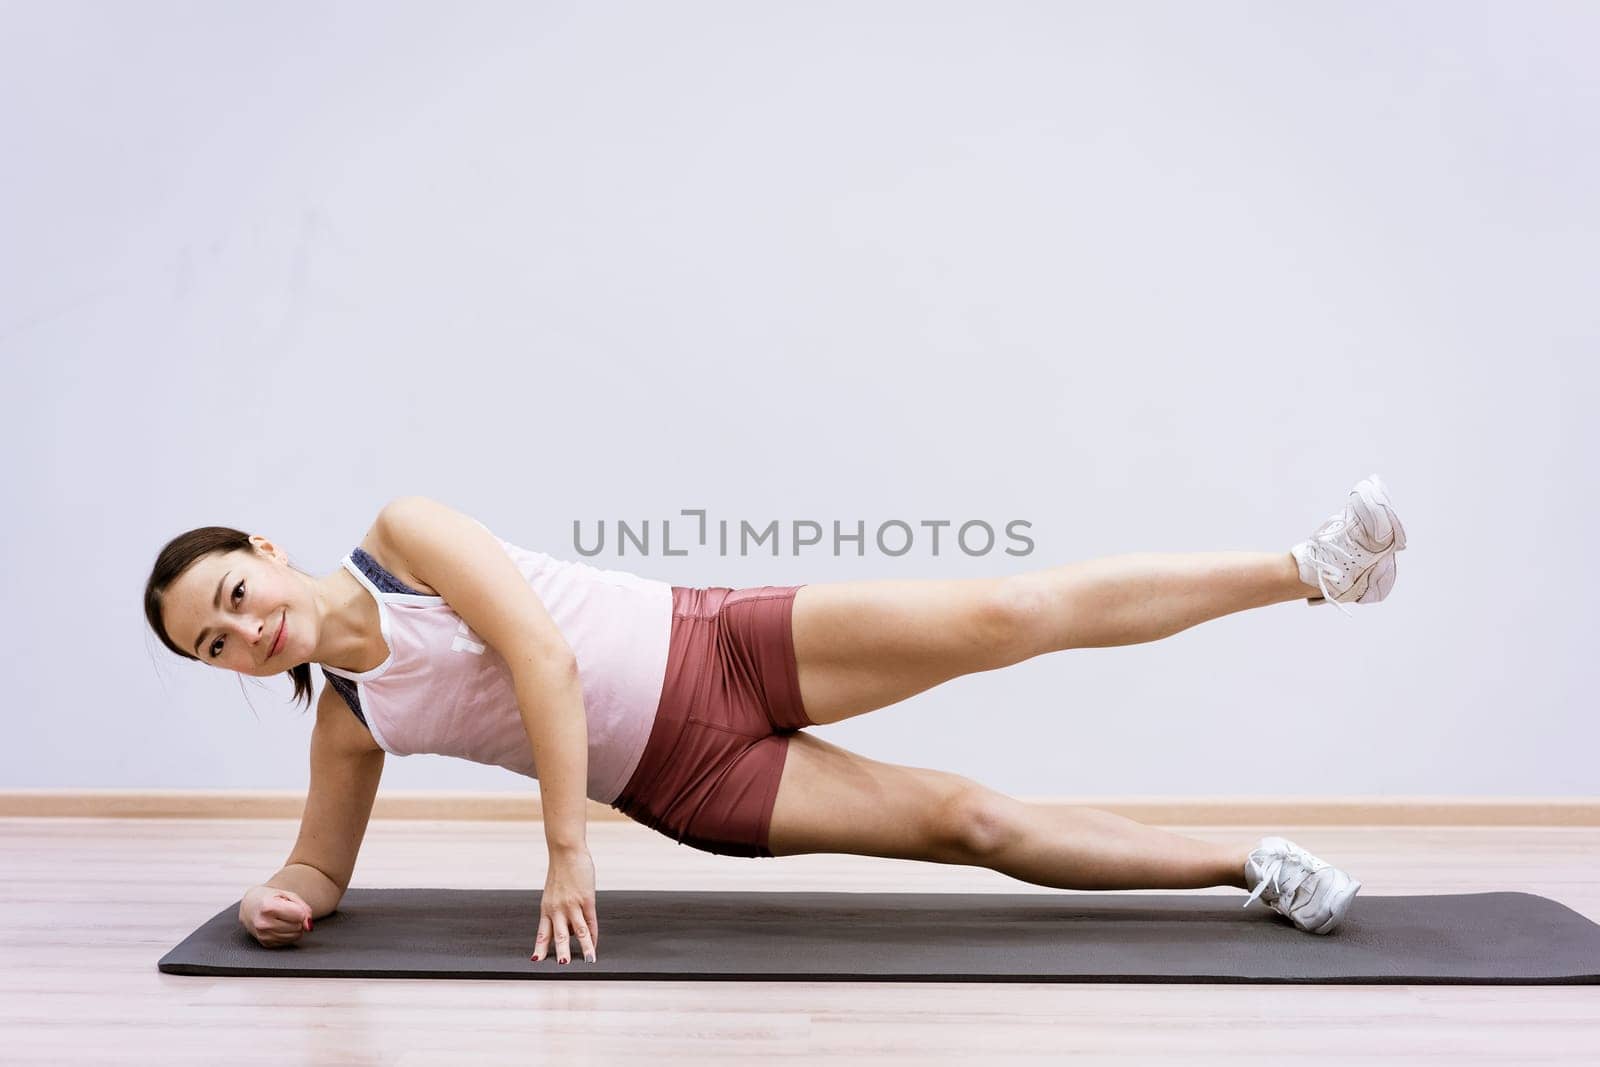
(354, 518, 441, 597)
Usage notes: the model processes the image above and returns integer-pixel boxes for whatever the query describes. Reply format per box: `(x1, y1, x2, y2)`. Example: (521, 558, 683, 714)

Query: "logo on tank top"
(451, 620, 486, 655)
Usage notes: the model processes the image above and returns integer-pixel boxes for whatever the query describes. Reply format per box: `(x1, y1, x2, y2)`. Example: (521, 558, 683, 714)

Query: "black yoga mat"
(157, 888, 1600, 984)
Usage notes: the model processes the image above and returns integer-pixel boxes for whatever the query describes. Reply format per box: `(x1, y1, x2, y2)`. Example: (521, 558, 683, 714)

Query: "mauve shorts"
(609, 584, 814, 858)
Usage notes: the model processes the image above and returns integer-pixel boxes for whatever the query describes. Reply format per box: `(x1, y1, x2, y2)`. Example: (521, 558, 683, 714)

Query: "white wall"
(3, 0, 1594, 795)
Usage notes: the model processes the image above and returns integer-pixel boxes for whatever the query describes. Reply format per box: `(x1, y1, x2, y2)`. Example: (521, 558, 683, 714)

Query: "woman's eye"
(209, 580, 246, 658)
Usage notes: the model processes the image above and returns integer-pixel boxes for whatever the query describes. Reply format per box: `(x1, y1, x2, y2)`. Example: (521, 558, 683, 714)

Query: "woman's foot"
(1290, 473, 1408, 617)
(1242, 835, 1363, 935)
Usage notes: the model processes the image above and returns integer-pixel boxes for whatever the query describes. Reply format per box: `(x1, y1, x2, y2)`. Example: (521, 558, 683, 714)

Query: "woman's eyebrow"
(191, 571, 231, 656)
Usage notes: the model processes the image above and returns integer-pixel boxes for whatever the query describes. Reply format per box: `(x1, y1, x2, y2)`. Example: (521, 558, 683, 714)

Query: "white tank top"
(319, 521, 671, 805)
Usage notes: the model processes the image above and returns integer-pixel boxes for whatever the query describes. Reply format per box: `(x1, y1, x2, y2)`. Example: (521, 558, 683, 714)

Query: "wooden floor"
(6, 818, 1599, 1065)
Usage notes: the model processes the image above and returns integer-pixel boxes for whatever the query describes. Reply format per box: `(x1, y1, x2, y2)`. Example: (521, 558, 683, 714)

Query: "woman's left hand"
(532, 845, 598, 964)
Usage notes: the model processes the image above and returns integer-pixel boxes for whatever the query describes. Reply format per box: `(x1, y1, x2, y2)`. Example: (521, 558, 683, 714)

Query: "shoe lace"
(1304, 517, 1359, 620)
(1243, 841, 1326, 911)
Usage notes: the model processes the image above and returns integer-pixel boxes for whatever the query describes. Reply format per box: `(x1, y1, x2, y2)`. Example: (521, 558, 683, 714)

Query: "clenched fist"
(240, 886, 315, 947)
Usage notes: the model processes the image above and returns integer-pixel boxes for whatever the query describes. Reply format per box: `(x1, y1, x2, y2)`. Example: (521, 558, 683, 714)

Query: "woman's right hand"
(239, 885, 314, 947)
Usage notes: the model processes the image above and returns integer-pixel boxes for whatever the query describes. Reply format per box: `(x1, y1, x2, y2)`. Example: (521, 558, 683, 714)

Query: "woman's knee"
(986, 575, 1050, 665)
(939, 782, 1029, 863)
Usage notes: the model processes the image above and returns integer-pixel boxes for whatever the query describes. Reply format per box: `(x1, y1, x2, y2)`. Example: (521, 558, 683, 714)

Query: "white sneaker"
(1242, 835, 1362, 935)
(1290, 473, 1408, 618)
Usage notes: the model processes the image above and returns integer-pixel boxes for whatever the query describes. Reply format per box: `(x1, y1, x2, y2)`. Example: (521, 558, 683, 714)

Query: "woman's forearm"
(516, 659, 590, 853)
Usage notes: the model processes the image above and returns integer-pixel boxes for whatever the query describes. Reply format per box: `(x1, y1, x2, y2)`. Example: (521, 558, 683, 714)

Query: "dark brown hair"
(144, 525, 313, 711)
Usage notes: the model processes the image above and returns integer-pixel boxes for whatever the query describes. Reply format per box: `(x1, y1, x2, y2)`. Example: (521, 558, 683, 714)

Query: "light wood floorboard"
(4, 819, 1598, 1065)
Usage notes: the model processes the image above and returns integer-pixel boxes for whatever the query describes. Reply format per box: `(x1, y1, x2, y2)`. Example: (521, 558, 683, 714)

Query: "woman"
(145, 474, 1406, 964)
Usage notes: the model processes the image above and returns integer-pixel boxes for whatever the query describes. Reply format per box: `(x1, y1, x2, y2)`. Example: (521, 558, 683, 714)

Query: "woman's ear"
(249, 535, 287, 563)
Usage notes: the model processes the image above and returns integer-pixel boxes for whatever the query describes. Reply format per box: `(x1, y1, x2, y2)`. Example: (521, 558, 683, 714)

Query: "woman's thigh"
(766, 729, 999, 861)
(790, 576, 1030, 726)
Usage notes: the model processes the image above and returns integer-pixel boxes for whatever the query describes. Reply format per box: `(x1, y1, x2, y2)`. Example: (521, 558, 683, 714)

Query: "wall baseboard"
(2, 791, 1598, 826)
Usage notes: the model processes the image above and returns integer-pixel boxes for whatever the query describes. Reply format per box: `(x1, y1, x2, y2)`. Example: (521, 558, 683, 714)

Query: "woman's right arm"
(241, 685, 386, 944)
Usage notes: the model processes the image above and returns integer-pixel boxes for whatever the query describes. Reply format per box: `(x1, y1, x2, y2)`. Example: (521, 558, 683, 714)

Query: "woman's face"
(164, 537, 306, 677)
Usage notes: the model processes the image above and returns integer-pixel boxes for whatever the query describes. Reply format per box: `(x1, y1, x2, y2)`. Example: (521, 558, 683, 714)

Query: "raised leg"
(792, 551, 1320, 726)
(1005, 550, 1320, 658)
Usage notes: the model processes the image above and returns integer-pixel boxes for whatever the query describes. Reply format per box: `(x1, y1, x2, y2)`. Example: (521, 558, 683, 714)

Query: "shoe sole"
(1349, 474, 1407, 553)
(1309, 877, 1362, 935)
(1353, 552, 1397, 603)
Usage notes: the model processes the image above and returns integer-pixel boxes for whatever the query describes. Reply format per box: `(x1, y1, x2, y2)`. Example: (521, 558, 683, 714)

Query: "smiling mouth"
(270, 611, 286, 660)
